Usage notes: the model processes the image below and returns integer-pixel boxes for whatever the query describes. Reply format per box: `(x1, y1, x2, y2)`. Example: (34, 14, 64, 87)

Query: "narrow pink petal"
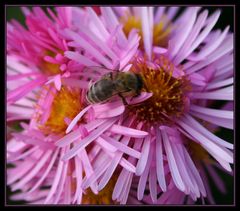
(190, 104, 233, 119)
(173, 10, 209, 65)
(109, 124, 148, 138)
(206, 77, 233, 90)
(153, 46, 168, 54)
(178, 119, 233, 164)
(168, 7, 198, 59)
(44, 148, 65, 204)
(28, 148, 59, 193)
(98, 151, 122, 191)
(54, 74, 61, 91)
(121, 173, 133, 204)
(77, 24, 118, 61)
(64, 51, 100, 67)
(155, 127, 166, 192)
(7, 105, 34, 116)
(184, 114, 233, 149)
(53, 157, 69, 204)
(189, 26, 229, 61)
(141, 7, 152, 59)
(7, 72, 41, 81)
(62, 117, 118, 160)
(187, 10, 221, 57)
(86, 7, 109, 38)
(112, 169, 129, 200)
(171, 143, 197, 196)
(82, 155, 110, 190)
(11, 150, 52, 191)
(7, 77, 46, 103)
(190, 110, 233, 129)
(135, 135, 151, 175)
(8, 151, 43, 185)
(95, 136, 117, 152)
(100, 134, 140, 158)
(55, 128, 82, 147)
(78, 149, 98, 194)
(190, 91, 233, 100)
(128, 92, 153, 105)
(161, 129, 185, 192)
(8, 146, 37, 162)
(66, 105, 91, 133)
(186, 35, 233, 74)
(120, 158, 136, 173)
(154, 7, 165, 23)
(93, 102, 125, 118)
(13, 133, 55, 150)
(64, 29, 113, 68)
(73, 156, 83, 203)
(85, 118, 107, 131)
(149, 166, 157, 203)
(137, 143, 153, 200)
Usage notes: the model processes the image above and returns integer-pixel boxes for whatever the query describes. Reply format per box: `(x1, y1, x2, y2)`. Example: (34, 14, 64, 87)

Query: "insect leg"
(118, 93, 128, 106)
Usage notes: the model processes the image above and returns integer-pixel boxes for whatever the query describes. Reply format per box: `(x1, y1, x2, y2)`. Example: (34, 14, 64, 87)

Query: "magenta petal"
(66, 105, 92, 134)
(135, 135, 151, 175)
(93, 101, 125, 118)
(109, 125, 148, 138)
(62, 117, 118, 161)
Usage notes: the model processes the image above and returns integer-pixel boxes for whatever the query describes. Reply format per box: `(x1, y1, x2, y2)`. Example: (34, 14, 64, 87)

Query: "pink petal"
(109, 124, 148, 138)
(161, 129, 186, 192)
(155, 127, 167, 192)
(93, 101, 125, 118)
(28, 148, 59, 193)
(62, 117, 118, 160)
(100, 134, 140, 158)
(135, 135, 151, 175)
(66, 105, 92, 134)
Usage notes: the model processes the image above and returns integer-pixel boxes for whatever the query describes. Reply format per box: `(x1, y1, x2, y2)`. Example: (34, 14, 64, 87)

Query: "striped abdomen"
(86, 78, 116, 104)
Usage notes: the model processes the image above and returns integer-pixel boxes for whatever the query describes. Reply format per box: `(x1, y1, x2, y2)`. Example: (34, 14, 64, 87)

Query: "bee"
(86, 67, 144, 105)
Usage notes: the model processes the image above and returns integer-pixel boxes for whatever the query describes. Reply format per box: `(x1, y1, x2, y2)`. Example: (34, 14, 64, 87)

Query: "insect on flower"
(86, 66, 144, 105)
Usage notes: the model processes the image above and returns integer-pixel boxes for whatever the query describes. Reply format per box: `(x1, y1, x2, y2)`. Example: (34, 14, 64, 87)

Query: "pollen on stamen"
(129, 57, 191, 126)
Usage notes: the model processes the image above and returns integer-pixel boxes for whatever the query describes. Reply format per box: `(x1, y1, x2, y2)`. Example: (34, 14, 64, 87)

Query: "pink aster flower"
(7, 6, 77, 107)
(7, 6, 146, 205)
(54, 6, 233, 204)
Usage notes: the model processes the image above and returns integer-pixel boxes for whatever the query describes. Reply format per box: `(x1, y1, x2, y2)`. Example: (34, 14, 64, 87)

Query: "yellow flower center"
(129, 57, 191, 125)
(37, 86, 83, 135)
(122, 15, 172, 49)
(82, 175, 118, 205)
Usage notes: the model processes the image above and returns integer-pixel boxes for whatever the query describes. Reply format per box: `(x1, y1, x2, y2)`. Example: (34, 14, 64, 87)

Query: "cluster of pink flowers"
(6, 6, 233, 205)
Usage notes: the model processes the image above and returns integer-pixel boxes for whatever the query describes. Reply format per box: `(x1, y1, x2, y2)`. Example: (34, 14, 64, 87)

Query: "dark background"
(5, 6, 234, 205)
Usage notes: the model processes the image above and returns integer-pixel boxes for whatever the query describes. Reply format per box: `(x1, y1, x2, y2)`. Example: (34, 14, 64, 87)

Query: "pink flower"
(56, 6, 233, 204)
(7, 6, 144, 204)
